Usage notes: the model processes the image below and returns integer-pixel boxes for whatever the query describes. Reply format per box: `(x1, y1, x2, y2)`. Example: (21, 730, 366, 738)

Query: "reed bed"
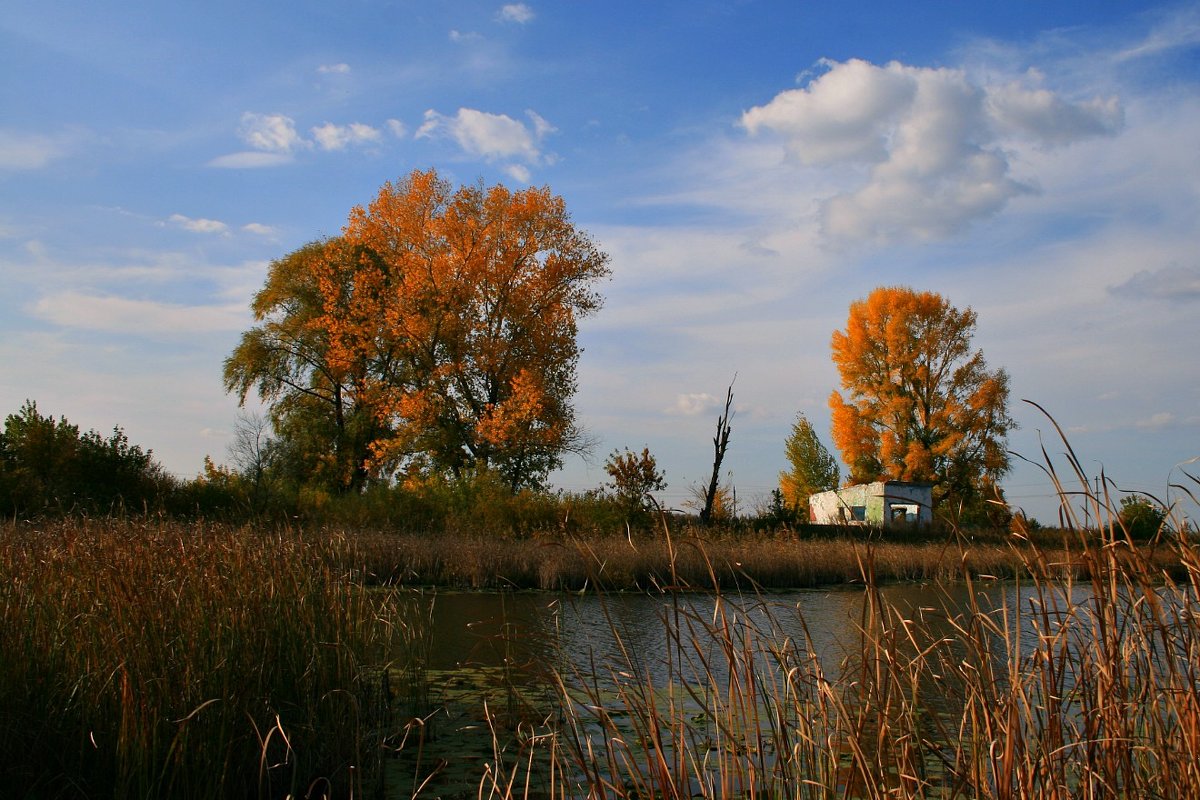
(345, 527, 1176, 591)
(0, 519, 423, 800)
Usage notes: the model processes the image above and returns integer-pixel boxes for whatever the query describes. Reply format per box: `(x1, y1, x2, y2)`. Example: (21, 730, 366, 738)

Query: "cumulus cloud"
(311, 122, 382, 151)
(416, 107, 553, 169)
(167, 214, 228, 234)
(239, 112, 306, 153)
(742, 58, 1124, 243)
(214, 112, 397, 167)
(242, 223, 278, 237)
(497, 3, 535, 24)
(0, 130, 65, 170)
(669, 393, 718, 416)
(1110, 265, 1200, 301)
(317, 63, 351, 74)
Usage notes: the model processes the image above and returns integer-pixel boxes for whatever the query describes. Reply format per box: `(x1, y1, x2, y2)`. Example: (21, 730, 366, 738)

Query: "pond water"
(386, 579, 1190, 798)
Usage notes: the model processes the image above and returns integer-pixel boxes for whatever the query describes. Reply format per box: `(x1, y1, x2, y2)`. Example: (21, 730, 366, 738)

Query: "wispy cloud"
(0, 130, 67, 171)
(241, 223, 278, 237)
(32, 292, 247, 335)
(207, 151, 293, 169)
(497, 4, 535, 24)
(1110, 265, 1200, 301)
(316, 62, 351, 74)
(1136, 411, 1177, 430)
(166, 214, 228, 235)
(1114, 5, 1200, 62)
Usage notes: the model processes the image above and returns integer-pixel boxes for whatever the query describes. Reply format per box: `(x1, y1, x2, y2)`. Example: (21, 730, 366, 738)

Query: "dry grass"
(0, 519, 424, 799)
(345, 525, 1183, 592)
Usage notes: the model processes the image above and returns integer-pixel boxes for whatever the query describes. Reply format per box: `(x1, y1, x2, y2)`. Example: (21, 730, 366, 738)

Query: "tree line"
(6, 168, 1047, 530)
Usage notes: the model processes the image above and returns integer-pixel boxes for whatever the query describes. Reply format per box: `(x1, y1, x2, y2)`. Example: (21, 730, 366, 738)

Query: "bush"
(1118, 494, 1167, 541)
(0, 401, 171, 516)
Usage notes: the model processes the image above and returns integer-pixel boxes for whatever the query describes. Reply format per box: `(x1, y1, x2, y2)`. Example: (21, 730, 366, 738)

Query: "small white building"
(808, 481, 933, 527)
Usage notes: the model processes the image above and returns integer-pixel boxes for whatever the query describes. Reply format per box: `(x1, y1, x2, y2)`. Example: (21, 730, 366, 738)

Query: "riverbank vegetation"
(3, 461, 1198, 797)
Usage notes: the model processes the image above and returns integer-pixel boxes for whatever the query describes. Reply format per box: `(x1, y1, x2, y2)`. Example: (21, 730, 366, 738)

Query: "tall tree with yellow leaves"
(829, 286, 1014, 508)
(324, 169, 610, 490)
(224, 238, 390, 492)
(778, 412, 839, 513)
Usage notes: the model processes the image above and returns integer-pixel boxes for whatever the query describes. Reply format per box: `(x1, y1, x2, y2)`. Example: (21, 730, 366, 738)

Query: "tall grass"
(0, 519, 423, 799)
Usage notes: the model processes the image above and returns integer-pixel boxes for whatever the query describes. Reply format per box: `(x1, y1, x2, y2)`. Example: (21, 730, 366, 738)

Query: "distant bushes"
(0, 401, 172, 517)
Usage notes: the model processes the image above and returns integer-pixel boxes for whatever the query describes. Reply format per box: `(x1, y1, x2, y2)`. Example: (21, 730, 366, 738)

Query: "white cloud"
(416, 107, 552, 167)
(504, 164, 532, 183)
(239, 112, 307, 153)
(742, 58, 1124, 243)
(669, 393, 718, 416)
(386, 119, 407, 138)
(497, 3, 535, 24)
(32, 292, 246, 335)
(449, 29, 482, 43)
(167, 214, 228, 235)
(317, 63, 351, 74)
(0, 130, 66, 170)
(311, 121, 382, 151)
(207, 151, 293, 169)
(241, 223, 278, 237)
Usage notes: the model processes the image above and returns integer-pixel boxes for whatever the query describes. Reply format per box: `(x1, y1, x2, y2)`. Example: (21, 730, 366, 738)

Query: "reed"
(344, 526, 1180, 591)
(0, 519, 424, 799)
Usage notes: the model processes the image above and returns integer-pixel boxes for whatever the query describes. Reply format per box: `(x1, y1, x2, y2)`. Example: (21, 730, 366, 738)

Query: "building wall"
(809, 481, 933, 526)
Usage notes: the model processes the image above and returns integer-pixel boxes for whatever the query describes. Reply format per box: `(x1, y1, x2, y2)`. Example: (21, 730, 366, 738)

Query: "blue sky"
(2, 1, 1198, 524)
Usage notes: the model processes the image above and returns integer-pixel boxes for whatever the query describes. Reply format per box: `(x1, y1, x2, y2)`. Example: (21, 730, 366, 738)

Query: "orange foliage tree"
(224, 238, 390, 492)
(829, 286, 1014, 508)
(318, 169, 610, 490)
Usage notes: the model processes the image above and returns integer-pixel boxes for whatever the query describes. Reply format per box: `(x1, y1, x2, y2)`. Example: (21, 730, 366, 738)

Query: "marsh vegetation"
(2, 457, 1198, 799)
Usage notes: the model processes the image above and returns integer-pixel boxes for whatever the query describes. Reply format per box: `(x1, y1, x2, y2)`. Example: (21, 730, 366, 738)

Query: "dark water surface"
(389, 582, 1046, 796)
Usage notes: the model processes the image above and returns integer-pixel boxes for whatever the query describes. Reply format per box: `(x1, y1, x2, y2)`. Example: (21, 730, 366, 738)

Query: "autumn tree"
(223, 238, 389, 493)
(778, 412, 839, 513)
(324, 169, 610, 490)
(604, 447, 667, 513)
(829, 286, 1014, 509)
